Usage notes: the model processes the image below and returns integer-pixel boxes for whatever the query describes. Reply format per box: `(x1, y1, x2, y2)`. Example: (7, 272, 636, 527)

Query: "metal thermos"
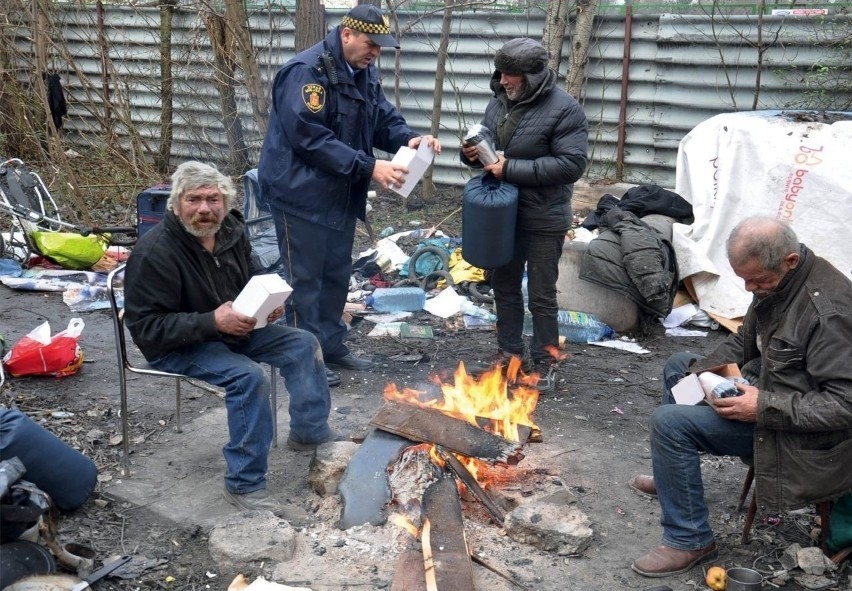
(464, 125, 499, 165)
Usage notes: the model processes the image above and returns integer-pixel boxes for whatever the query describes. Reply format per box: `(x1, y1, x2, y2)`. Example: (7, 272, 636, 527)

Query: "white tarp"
(672, 110, 852, 319)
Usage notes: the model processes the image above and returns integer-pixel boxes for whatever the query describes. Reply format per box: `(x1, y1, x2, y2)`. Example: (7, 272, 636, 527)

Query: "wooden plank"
(421, 477, 475, 591)
(370, 401, 522, 463)
(437, 447, 504, 526)
(391, 543, 427, 591)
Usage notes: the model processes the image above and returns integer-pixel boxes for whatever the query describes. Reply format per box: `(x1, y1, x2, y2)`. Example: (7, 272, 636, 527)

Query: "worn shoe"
(223, 486, 287, 517)
(631, 542, 718, 577)
(467, 352, 532, 377)
(628, 474, 658, 498)
(325, 353, 374, 371)
(534, 364, 558, 392)
(326, 368, 341, 387)
(286, 428, 340, 452)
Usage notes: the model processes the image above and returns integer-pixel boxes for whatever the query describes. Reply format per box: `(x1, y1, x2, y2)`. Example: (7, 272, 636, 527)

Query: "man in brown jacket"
(629, 216, 852, 577)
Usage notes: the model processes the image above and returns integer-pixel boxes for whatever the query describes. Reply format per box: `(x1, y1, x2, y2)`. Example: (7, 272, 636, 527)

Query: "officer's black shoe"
(325, 353, 374, 371)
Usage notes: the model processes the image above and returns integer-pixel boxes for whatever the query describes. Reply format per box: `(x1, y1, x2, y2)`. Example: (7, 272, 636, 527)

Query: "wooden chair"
(106, 263, 278, 476)
(738, 460, 833, 556)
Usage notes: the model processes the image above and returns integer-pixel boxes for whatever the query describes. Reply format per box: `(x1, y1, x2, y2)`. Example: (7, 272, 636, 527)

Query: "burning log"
(371, 401, 522, 463)
(421, 477, 475, 591)
(436, 447, 504, 527)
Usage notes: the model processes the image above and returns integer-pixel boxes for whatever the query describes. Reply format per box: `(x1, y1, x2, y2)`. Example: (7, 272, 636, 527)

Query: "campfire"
(338, 359, 550, 590)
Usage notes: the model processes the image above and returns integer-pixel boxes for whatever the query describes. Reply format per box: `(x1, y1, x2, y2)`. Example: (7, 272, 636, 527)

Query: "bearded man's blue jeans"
(651, 352, 754, 550)
(150, 324, 331, 494)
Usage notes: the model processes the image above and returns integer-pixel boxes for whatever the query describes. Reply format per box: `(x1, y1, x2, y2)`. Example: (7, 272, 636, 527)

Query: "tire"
(467, 281, 494, 304)
(420, 270, 454, 291)
(407, 246, 449, 283)
(392, 278, 421, 288)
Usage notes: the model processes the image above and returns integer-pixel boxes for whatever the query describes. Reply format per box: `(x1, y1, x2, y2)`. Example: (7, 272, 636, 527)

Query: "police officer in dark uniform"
(259, 5, 441, 385)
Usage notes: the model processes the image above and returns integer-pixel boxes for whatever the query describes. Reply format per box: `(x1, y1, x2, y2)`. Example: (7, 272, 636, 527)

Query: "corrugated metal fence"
(15, 5, 851, 188)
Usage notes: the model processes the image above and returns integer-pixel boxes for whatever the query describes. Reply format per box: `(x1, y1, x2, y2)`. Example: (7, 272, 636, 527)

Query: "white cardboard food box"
(232, 274, 292, 329)
(389, 142, 436, 198)
(672, 363, 742, 405)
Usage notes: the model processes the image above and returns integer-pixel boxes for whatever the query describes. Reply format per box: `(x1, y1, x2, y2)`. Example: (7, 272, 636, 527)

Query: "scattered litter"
(588, 340, 651, 354)
(422, 285, 465, 318)
(367, 322, 404, 337)
(687, 308, 719, 329)
(463, 316, 495, 330)
(400, 324, 433, 339)
(661, 303, 698, 328)
(389, 353, 426, 363)
(665, 327, 707, 337)
(610, 407, 624, 415)
(228, 574, 312, 591)
(362, 311, 412, 324)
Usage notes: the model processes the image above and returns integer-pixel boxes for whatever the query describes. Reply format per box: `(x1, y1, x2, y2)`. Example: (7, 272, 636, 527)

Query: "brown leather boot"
(628, 474, 657, 498)
(631, 542, 718, 577)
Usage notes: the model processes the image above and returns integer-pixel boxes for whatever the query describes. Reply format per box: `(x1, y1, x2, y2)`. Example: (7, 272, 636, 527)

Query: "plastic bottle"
(523, 309, 615, 344)
(365, 287, 426, 312)
(459, 300, 497, 322)
(698, 372, 745, 398)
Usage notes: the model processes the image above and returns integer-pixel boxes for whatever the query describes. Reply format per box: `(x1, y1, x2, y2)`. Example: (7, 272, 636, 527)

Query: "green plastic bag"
(31, 232, 107, 270)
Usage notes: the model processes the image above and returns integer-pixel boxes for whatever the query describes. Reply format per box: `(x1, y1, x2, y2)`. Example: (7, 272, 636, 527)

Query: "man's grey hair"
(726, 216, 799, 272)
(167, 161, 236, 211)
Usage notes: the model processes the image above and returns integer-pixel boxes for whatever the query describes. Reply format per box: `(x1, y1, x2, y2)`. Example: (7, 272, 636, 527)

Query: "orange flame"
(390, 514, 420, 538)
(545, 345, 569, 362)
(384, 360, 539, 442)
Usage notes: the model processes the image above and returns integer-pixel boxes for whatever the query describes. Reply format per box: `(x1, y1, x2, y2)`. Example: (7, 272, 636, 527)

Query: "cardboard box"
(672, 363, 742, 405)
(389, 142, 436, 198)
(232, 274, 292, 329)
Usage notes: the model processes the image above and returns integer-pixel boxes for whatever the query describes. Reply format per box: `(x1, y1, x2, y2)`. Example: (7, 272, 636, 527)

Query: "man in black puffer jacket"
(461, 37, 588, 391)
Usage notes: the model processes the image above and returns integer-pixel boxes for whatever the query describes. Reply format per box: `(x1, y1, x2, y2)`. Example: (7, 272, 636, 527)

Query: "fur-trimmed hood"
(493, 38, 550, 100)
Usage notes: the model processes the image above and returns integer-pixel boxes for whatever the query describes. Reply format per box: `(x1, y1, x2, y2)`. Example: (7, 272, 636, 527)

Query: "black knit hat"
(493, 38, 548, 75)
(342, 5, 399, 49)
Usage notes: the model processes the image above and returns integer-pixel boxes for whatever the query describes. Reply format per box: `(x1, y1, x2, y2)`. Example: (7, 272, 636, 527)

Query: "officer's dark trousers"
(272, 207, 356, 361)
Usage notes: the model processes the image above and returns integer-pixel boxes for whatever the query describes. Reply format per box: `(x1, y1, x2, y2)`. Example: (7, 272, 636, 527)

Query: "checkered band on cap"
(342, 13, 391, 35)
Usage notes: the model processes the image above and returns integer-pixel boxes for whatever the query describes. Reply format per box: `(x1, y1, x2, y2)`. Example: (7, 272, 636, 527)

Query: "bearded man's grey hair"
(167, 161, 235, 211)
(726, 216, 799, 272)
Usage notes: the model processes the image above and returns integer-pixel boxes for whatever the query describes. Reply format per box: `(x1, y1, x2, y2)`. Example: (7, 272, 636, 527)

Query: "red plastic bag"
(2, 319, 85, 378)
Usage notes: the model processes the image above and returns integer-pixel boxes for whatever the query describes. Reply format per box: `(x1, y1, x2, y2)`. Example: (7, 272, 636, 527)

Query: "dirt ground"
(1, 188, 849, 591)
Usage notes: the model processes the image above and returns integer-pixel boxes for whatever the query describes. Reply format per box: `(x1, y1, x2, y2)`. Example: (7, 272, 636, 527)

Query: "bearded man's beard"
(182, 213, 221, 238)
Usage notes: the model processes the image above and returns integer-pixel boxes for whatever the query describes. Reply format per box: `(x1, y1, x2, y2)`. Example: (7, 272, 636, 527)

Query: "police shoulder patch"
(302, 84, 325, 114)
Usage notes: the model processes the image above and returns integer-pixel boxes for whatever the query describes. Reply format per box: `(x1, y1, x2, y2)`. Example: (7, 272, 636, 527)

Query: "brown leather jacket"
(696, 245, 852, 510)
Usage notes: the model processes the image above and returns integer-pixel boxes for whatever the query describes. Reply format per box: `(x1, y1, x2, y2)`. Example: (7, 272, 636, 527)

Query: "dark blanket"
(582, 185, 693, 230)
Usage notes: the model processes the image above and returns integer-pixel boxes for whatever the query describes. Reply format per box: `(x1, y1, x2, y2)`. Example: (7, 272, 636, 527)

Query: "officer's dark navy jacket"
(258, 27, 416, 229)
